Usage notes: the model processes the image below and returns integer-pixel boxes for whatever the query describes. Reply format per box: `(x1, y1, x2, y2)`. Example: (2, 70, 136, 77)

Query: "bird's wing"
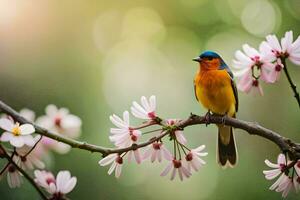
(231, 78, 239, 112)
(220, 61, 239, 112)
(194, 80, 199, 101)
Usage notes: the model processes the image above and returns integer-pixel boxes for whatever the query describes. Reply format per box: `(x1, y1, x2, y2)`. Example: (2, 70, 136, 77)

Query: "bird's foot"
(221, 114, 228, 126)
(204, 111, 211, 126)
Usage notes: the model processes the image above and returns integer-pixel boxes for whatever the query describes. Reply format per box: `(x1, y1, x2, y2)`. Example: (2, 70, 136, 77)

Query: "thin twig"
(0, 145, 48, 200)
(0, 151, 16, 175)
(132, 120, 159, 130)
(25, 136, 43, 157)
(142, 128, 163, 135)
(281, 58, 300, 108)
(0, 162, 10, 175)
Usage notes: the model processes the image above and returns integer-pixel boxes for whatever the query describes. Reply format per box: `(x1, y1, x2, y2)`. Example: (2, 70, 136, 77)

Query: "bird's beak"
(192, 57, 201, 62)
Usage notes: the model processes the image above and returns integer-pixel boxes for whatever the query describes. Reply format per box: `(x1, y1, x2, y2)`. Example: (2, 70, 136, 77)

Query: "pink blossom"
(263, 154, 287, 180)
(262, 31, 300, 65)
(233, 44, 273, 84)
(131, 96, 157, 120)
(35, 105, 82, 154)
(14, 136, 45, 170)
(275, 175, 293, 198)
(294, 161, 300, 192)
(160, 159, 191, 181)
(36, 105, 82, 138)
(98, 154, 123, 178)
(38, 137, 71, 155)
(183, 145, 207, 173)
(34, 170, 77, 196)
(109, 111, 141, 148)
(263, 154, 295, 197)
(236, 72, 263, 96)
(143, 141, 173, 162)
(2, 164, 23, 188)
(127, 149, 142, 164)
(19, 108, 36, 122)
(267, 59, 284, 83)
(34, 170, 56, 194)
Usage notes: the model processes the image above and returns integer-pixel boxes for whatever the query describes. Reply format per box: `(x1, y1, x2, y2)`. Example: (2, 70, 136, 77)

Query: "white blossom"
(143, 141, 173, 162)
(109, 111, 141, 148)
(131, 96, 157, 120)
(99, 154, 123, 178)
(0, 118, 35, 148)
(2, 164, 23, 188)
(160, 159, 191, 181)
(184, 145, 207, 173)
(14, 136, 45, 170)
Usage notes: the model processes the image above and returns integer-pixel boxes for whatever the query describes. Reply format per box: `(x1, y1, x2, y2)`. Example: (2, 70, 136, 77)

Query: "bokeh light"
(241, 0, 281, 37)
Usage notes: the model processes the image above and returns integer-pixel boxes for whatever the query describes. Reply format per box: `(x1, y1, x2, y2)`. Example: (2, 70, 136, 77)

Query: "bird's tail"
(217, 125, 238, 168)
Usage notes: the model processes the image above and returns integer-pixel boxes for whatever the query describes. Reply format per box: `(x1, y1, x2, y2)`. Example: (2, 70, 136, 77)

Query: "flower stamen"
(12, 123, 21, 136)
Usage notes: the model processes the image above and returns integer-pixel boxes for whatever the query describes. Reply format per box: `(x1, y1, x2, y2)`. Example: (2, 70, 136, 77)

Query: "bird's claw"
(221, 114, 228, 126)
(204, 111, 211, 126)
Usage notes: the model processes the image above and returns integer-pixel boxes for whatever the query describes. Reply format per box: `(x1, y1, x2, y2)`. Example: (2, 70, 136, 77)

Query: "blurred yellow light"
(121, 7, 166, 43)
(93, 9, 123, 54)
(179, 0, 208, 7)
(227, 0, 248, 18)
(101, 39, 170, 112)
(0, 0, 18, 26)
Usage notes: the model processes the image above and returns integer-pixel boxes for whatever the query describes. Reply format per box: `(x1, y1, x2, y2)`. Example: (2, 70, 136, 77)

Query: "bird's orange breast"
(194, 69, 236, 117)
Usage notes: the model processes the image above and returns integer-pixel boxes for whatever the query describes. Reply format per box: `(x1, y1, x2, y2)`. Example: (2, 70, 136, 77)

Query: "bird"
(193, 51, 238, 168)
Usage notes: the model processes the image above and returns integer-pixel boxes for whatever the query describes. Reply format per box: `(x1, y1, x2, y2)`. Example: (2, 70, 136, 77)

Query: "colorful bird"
(193, 51, 238, 168)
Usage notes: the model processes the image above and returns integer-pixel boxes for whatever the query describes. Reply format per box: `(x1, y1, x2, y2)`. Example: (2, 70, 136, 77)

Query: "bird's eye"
(207, 56, 213, 61)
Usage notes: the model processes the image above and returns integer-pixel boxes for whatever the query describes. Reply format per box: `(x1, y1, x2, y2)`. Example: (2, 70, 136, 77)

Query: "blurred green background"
(0, 0, 299, 199)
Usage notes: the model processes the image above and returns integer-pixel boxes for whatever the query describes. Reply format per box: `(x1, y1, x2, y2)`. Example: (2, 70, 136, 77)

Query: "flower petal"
(266, 34, 281, 52)
(45, 105, 58, 117)
(160, 162, 172, 176)
(123, 111, 130, 126)
(134, 150, 142, 164)
(108, 162, 117, 175)
(61, 177, 77, 194)
(281, 31, 293, 53)
(0, 132, 12, 141)
(277, 154, 286, 165)
(56, 171, 71, 193)
(115, 164, 122, 178)
(175, 131, 187, 145)
(149, 95, 156, 111)
(19, 124, 35, 135)
(10, 136, 25, 148)
(99, 154, 117, 166)
(22, 135, 35, 146)
(0, 118, 14, 132)
(264, 159, 279, 168)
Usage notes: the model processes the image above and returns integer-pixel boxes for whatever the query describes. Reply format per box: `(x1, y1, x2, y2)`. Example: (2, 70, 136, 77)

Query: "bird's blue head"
(193, 51, 227, 70)
(199, 51, 221, 60)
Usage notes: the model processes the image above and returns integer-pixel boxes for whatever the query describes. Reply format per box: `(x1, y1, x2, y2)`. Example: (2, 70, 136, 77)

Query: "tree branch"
(281, 58, 300, 108)
(0, 100, 299, 159)
(179, 114, 300, 159)
(0, 145, 48, 200)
